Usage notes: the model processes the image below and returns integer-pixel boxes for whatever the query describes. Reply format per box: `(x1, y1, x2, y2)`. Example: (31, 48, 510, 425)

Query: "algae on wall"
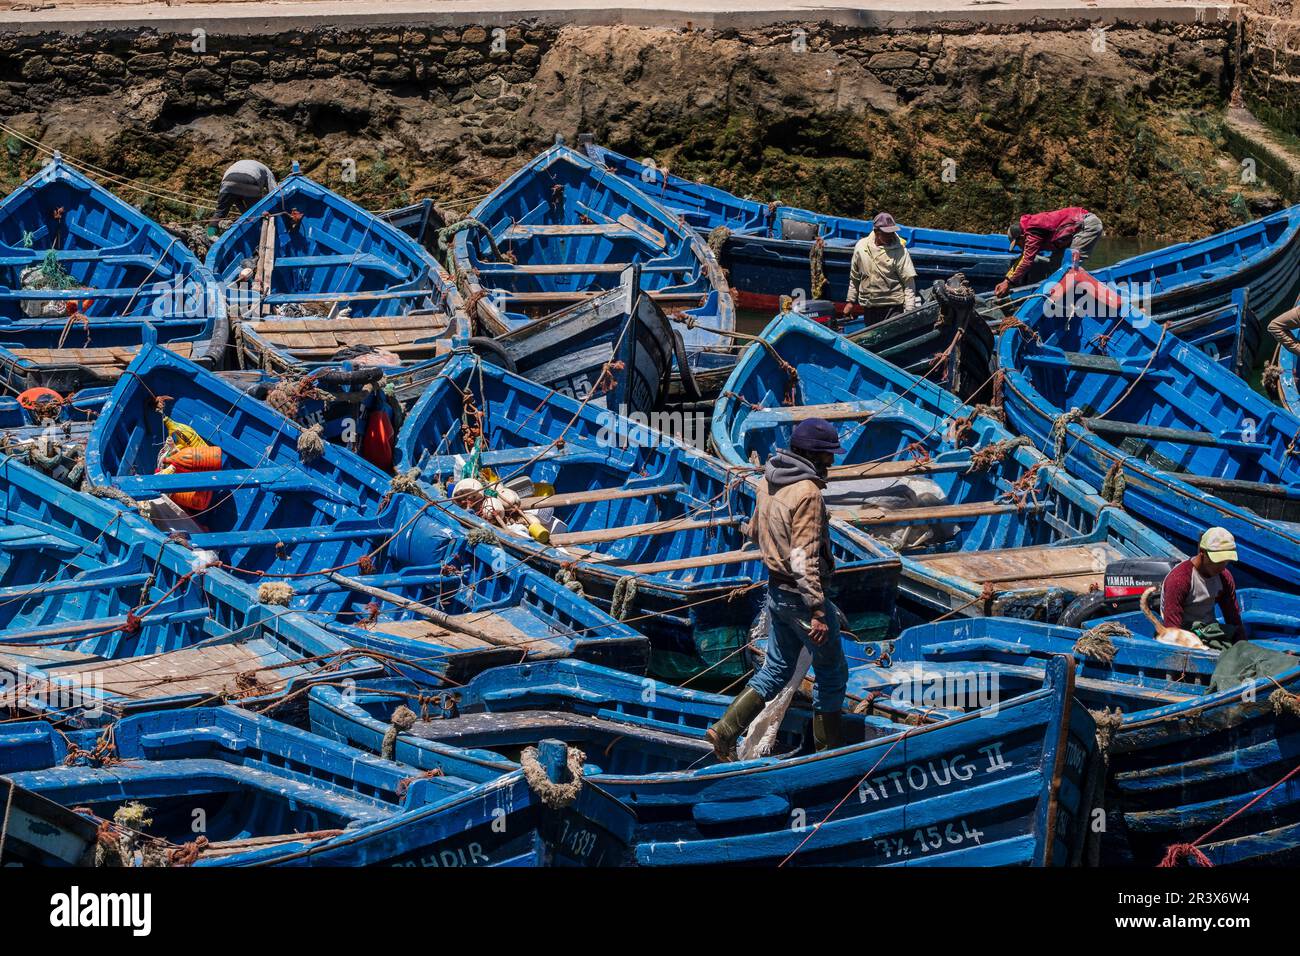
(0, 21, 1274, 240)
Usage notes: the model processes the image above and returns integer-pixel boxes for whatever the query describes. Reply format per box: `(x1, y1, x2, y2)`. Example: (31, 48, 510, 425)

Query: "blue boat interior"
(0, 706, 479, 855)
(0, 157, 212, 320)
(1011, 268, 1300, 522)
(207, 172, 443, 318)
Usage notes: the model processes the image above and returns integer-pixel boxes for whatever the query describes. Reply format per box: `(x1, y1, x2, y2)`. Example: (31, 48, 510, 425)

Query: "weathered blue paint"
(886, 615, 1300, 865)
(307, 655, 1096, 866)
(712, 311, 1181, 624)
(208, 170, 464, 371)
(451, 146, 735, 363)
(0, 457, 372, 726)
(0, 705, 635, 866)
(396, 348, 901, 684)
(1000, 264, 1300, 592)
(0, 154, 226, 393)
(81, 345, 650, 675)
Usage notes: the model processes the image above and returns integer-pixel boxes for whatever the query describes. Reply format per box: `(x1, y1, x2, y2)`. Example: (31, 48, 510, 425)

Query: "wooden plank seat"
(112, 468, 344, 499)
(405, 708, 714, 756)
(1024, 349, 1175, 382)
(477, 444, 603, 468)
(3, 342, 195, 367)
(521, 482, 686, 510)
(549, 515, 741, 548)
(912, 543, 1121, 592)
(826, 457, 974, 481)
(746, 400, 886, 423)
(480, 262, 632, 274)
(622, 548, 761, 574)
(502, 290, 702, 304)
(1084, 417, 1271, 451)
(246, 315, 451, 355)
(835, 500, 1046, 526)
(37, 639, 299, 700)
(372, 616, 559, 654)
(503, 223, 647, 241)
(0, 572, 151, 604)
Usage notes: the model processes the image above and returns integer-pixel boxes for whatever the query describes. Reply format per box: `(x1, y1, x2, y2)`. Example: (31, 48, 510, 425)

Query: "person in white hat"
(1159, 526, 1244, 648)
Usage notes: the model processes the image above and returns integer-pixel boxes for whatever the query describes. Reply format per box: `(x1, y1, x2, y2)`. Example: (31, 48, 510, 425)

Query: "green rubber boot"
(813, 711, 844, 752)
(705, 687, 765, 762)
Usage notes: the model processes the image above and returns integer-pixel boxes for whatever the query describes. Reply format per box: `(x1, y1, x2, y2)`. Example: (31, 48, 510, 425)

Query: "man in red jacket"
(994, 206, 1104, 297)
(1160, 526, 1244, 649)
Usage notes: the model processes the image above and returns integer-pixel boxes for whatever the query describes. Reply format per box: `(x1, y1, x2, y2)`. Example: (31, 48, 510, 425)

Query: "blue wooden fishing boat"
(582, 141, 1027, 308)
(1091, 203, 1300, 358)
(209, 164, 464, 371)
(711, 310, 1181, 625)
(308, 655, 1096, 866)
(395, 348, 900, 684)
(0, 456, 373, 727)
(0, 154, 227, 393)
(884, 615, 1300, 865)
(1000, 264, 1300, 592)
(447, 146, 735, 374)
(0, 705, 635, 866)
(82, 345, 649, 675)
(483, 264, 676, 416)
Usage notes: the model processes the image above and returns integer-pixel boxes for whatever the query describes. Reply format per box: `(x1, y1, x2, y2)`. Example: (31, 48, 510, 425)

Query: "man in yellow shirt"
(840, 213, 918, 327)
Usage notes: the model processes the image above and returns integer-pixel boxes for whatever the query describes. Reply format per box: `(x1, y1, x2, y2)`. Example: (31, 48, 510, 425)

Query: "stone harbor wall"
(0, 16, 1256, 240)
(1240, 0, 1300, 134)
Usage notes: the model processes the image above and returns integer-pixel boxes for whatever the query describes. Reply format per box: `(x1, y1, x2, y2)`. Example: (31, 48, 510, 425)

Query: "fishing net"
(19, 248, 86, 317)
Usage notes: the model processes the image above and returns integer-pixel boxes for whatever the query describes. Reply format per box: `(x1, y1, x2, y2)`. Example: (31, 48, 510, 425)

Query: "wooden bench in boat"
(502, 290, 703, 306)
(746, 400, 886, 423)
(1084, 417, 1271, 452)
(521, 482, 685, 510)
(834, 500, 1046, 527)
(826, 457, 975, 481)
(372, 616, 560, 654)
(3, 341, 195, 370)
(912, 543, 1122, 593)
(1024, 349, 1176, 382)
(244, 315, 452, 357)
(405, 708, 713, 756)
(622, 548, 761, 574)
(2, 640, 296, 701)
(549, 515, 742, 548)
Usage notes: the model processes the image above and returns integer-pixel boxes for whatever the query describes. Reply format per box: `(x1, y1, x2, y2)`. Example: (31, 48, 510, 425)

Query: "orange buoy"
(17, 387, 63, 411)
(360, 409, 395, 472)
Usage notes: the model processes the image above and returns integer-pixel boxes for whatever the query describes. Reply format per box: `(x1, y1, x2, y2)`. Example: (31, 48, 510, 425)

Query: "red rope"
(1158, 757, 1300, 867)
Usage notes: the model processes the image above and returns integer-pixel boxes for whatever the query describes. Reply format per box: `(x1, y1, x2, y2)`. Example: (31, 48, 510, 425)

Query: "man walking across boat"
(994, 206, 1104, 297)
(1266, 302, 1300, 360)
(706, 418, 849, 760)
(841, 212, 918, 326)
(208, 159, 278, 235)
(1160, 527, 1244, 649)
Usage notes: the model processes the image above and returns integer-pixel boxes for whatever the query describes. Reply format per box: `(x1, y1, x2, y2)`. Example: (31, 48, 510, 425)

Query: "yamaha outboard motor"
(794, 299, 836, 325)
(1057, 557, 1180, 628)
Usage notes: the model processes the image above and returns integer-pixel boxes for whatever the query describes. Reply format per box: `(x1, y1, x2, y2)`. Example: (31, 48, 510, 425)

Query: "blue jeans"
(748, 586, 848, 713)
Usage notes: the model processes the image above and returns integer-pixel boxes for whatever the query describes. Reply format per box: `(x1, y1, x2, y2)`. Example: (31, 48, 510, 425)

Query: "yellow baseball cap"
(1199, 526, 1238, 562)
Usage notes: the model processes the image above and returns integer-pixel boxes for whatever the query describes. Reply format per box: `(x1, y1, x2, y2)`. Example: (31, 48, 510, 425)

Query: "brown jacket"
(748, 449, 835, 616)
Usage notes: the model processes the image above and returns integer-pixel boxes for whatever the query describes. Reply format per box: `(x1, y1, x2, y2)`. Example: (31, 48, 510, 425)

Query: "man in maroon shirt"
(994, 206, 1104, 297)
(1161, 527, 1244, 648)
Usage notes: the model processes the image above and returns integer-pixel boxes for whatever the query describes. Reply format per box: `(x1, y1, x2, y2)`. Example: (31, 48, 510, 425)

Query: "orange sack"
(160, 445, 224, 513)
